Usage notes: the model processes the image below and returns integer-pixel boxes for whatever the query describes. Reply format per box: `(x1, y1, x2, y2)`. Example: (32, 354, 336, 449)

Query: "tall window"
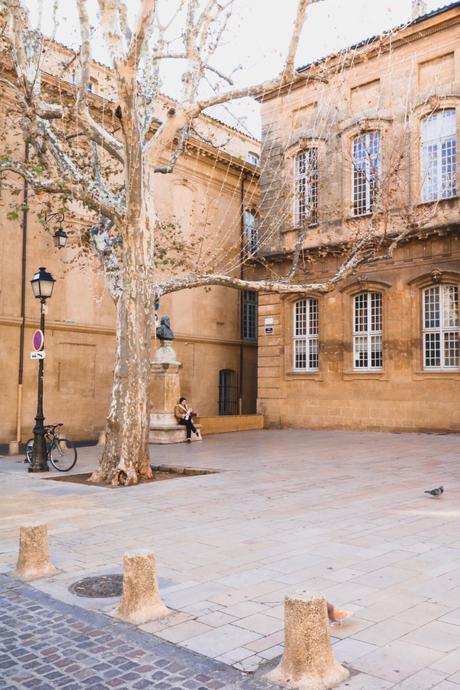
(352, 131, 380, 216)
(421, 110, 457, 202)
(423, 285, 458, 369)
(242, 290, 257, 340)
(353, 292, 383, 370)
(218, 369, 238, 415)
(293, 299, 319, 371)
(244, 210, 258, 254)
(294, 148, 318, 226)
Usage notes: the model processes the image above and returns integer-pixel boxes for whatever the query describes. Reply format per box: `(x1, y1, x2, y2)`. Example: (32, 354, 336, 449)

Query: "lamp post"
(44, 212, 68, 250)
(29, 267, 55, 473)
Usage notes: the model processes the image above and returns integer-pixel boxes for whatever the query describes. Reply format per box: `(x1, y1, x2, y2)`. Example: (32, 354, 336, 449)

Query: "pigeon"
(424, 486, 444, 497)
(327, 603, 351, 624)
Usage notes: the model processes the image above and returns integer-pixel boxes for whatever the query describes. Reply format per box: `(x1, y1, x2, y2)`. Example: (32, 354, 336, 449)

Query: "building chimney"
(412, 0, 427, 20)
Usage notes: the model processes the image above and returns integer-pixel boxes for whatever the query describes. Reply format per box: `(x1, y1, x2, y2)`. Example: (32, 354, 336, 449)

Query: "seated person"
(174, 397, 199, 443)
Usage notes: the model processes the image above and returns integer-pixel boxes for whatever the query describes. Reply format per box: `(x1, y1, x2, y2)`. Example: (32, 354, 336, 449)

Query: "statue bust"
(156, 314, 174, 341)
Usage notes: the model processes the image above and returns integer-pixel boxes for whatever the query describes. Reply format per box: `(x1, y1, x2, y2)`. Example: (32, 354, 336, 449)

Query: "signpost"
(32, 329, 44, 352)
(31, 328, 45, 359)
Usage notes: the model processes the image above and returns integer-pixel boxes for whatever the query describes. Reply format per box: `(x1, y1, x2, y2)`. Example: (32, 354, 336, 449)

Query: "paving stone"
(0, 575, 272, 690)
(401, 621, 460, 652)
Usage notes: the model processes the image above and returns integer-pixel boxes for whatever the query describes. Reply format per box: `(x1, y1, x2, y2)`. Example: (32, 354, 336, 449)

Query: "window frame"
(241, 290, 257, 341)
(351, 130, 381, 217)
(352, 291, 383, 371)
(243, 209, 258, 254)
(293, 298, 319, 372)
(420, 109, 457, 202)
(422, 284, 459, 370)
(294, 148, 319, 226)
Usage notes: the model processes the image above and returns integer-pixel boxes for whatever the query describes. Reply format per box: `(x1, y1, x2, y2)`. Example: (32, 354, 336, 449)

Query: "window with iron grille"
(293, 299, 319, 371)
(294, 149, 318, 226)
(242, 290, 257, 340)
(352, 131, 380, 216)
(423, 285, 459, 369)
(244, 210, 258, 254)
(353, 292, 383, 370)
(421, 110, 457, 202)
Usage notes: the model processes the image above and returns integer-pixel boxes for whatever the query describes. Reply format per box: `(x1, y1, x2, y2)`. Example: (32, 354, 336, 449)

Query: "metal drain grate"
(69, 574, 123, 598)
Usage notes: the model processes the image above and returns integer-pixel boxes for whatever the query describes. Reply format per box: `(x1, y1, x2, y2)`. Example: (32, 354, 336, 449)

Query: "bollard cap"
(286, 590, 326, 603)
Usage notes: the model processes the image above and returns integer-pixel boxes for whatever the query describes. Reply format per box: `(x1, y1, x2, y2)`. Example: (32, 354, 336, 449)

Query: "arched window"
(244, 209, 258, 254)
(423, 284, 458, 369)
(421, 109, 456, 202)
(293, 299, 319, 371)
(352, 131, 380, 216)
(294, 149, 318, 226)
(353, 292, 383, 370)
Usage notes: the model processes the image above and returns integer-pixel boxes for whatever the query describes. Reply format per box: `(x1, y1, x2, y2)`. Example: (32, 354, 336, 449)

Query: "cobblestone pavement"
(0, 574, 276, 690)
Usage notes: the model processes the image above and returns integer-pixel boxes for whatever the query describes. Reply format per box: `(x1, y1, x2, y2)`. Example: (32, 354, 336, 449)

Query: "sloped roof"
(296, 0, 460, 74)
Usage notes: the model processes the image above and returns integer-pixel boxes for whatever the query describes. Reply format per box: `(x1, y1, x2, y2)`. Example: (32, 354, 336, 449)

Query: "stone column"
(264, 593, 349, 690)
(14, 524, 57, 580)
(116, 550, 169, 625)
(149, 341, 201, 443)
(149, 360, 185, 443)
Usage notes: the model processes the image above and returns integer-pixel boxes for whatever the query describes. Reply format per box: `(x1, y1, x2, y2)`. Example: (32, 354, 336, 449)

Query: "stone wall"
(256, 5, 460, 433)
(257, 236, 460, 432)
(0, 47, 259, 444)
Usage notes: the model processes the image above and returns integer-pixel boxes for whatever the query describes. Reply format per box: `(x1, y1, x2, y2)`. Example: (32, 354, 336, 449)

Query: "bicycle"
(25, 423, 77, 472)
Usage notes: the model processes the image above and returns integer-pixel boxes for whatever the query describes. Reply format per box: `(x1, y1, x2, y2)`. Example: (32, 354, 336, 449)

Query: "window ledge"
(413, 368, 460, 380)
(343, 370, 387, 380)
(286, 369, 323, 381)
(348, 212, 373, 220)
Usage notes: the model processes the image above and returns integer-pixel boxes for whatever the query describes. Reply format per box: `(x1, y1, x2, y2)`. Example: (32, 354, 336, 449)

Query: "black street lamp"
(29, 267, 55, 473)
(53, 226, 68, 249)
(44, 212, 68, 249)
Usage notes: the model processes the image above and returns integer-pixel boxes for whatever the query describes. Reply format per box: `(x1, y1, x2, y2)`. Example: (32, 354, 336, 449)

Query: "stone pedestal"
(116, 550, 169, 625)
(264, 592, 349, 690)
(149, 342, 201, 444)
(14, 524, 57, 580)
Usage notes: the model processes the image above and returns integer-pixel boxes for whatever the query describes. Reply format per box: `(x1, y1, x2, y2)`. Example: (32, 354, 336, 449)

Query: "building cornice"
(0, 316, 256, 347)
(259, 5, 460, 103)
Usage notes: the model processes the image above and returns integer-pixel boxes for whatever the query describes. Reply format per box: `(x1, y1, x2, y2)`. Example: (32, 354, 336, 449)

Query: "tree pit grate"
(69, 574, 123, 598)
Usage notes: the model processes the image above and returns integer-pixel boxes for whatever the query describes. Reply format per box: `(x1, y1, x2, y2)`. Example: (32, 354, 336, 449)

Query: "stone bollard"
(116, 550, 169, 625)
(14, 524, 57, 580)
(8, 441, 19, 456)
(264, 592, 349, 690)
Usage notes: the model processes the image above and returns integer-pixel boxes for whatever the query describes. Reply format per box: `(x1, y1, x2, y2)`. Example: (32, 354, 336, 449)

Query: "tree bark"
(90, 270, 154, 486)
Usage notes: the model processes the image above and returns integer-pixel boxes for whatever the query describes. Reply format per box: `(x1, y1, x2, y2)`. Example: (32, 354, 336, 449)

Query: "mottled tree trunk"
(91, 128, 157, 485)
(91, 269, 154, 486)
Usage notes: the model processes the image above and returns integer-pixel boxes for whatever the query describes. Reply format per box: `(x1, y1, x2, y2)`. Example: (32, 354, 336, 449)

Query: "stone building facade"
(0, 43, 259, 445)
(256, 2, 460, 432)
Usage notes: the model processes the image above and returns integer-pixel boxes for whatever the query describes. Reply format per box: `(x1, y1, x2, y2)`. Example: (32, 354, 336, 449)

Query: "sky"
(27, 0, 452, 137)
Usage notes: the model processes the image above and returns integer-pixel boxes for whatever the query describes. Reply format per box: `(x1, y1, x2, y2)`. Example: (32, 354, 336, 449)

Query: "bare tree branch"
(154, 125, 189, 173)
(90, 216, 123, 299)
(127, 0, 156, 68)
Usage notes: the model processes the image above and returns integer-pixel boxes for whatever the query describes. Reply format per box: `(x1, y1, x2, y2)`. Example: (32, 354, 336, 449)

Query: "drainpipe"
(238, 171, 246, 416)
(10, 142, 29, 454)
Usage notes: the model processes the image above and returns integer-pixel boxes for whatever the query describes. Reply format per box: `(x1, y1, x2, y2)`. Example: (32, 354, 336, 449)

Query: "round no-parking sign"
(33, 329, 44, 352)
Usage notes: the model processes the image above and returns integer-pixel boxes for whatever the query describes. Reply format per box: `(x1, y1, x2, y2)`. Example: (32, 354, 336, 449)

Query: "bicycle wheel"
(49, 438, 77, 472)
(25, 438, 34, 465)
